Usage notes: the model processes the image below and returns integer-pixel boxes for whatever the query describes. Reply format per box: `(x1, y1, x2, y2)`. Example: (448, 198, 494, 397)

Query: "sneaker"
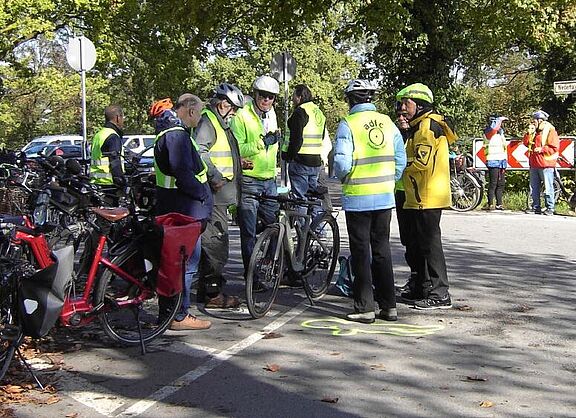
(495, 205, 504, 211)
(543, 209, 554, 216)
(169, 314, 212, 330)
(413, 296, 452, 310)
(345, 311, 375, 324)
(378, 308, 398, 321)
(397, 290, 423, 304)
(204, 293, 240, 309)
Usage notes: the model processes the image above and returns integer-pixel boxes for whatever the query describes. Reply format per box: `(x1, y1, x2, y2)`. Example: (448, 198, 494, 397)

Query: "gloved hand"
(262, 130, 281, 147)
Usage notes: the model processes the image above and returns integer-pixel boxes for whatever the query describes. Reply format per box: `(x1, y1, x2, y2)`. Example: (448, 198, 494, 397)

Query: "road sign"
(473, 137, 575, 170)
(66, 36, 97, 72)
(553, 80, 576, 95)
(270, 52, 296, 83)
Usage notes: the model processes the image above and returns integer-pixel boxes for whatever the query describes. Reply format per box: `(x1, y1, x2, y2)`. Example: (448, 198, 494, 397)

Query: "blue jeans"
(289, 162, 323, 218)
(529, 168, 555, 211)
(238, 177, 279, 274)
(175, 236, 201, 320)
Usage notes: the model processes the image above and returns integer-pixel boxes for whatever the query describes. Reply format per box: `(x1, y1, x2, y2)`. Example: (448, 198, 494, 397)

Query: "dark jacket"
(283, 105, 322, 167)
(154, 110, 213, 221)
(100, 121, 126, 186)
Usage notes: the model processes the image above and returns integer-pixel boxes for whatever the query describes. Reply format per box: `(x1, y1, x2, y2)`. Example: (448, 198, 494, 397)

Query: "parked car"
(125, 144, 154, 174)
(22, 135, 83, 157)
(123, 135, 155, 157)
(26, 144, 83, 162)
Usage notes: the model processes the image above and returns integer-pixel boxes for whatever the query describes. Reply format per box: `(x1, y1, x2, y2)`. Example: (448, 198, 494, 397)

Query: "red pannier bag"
(155, 212, 202, 297)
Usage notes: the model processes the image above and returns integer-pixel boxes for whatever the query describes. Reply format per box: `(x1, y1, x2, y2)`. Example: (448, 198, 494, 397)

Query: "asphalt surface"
(4, 180, 576, 418)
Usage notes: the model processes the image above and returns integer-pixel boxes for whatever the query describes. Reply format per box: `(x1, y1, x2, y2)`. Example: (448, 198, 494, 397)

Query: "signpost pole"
(80, 38, 88, 165)
(282, 52, 289, 187)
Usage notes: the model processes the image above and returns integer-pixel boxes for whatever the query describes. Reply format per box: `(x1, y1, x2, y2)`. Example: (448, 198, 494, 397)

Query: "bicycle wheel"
(302, 213, 340, 299)
(246, 225, 284, 319)
(95, 246, 182, 345)
(1, 274, 21, 381)
(450, 172, 482, 212)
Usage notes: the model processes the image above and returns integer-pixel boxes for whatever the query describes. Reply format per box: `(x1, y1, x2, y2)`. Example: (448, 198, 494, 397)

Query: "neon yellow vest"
(342, 111, 396, 196)
(90, 127, 123, 185)
(231, 102, 277, 180)
(282, 102, 325, 155)
(154, 126, 208, 189)
(202, 109, 234, 180)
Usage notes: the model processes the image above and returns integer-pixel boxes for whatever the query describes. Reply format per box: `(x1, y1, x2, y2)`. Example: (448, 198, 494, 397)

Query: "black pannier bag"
(19, 245, 74, 338)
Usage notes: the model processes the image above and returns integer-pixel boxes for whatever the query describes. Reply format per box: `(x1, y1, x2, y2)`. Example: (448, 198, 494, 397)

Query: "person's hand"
(527, 124, 536, 134)
(212, 179, 226, 192)
(262, 130, 281, 147)
(241, 158, 254, 169)
(533, 146, 542, 153)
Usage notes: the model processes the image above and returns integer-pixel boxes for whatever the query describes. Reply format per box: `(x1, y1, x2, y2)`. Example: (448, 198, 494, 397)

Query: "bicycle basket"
(18, 245, 74, 338)
(155, 213, 202, 297)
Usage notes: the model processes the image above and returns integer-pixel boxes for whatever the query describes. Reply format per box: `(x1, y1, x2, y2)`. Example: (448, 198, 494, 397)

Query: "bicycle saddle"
(91, 207, 130, 222)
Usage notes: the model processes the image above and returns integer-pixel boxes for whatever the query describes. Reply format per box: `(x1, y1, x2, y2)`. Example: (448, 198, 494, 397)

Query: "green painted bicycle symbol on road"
(300, 318, 444, 337)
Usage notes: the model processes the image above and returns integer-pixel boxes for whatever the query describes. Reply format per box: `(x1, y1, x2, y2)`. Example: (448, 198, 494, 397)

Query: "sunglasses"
(258, 92, 276, 100)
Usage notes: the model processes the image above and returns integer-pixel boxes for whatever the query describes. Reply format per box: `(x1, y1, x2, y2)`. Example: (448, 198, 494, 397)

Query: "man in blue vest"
(152, 94, 213, 331)
(334, 79, 406, 323)
(195, 83, 245, 309)
(90, 105, 127, 195)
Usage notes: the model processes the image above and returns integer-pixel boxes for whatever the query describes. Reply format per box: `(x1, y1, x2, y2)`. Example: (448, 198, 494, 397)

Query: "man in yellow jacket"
(396, 83, 457, 310)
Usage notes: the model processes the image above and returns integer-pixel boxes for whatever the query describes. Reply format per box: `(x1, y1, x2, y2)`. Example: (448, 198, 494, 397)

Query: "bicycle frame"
(11, 217, 149, 328)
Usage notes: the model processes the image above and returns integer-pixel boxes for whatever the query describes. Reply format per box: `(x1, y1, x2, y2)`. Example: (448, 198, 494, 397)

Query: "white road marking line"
(115, 301, 309, 417)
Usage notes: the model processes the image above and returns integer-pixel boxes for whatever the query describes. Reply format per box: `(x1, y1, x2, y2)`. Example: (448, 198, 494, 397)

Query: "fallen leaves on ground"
(369, 363, 386, 371)
(262, 332, 284, 339)
(264, 364, 281, 372)
(454, 305, 472, 311)
(466, 375, 488, 382)
(479, 400, 494, 408)
(321, 396, 339, 403)
(513, 305, 534, 313)
(329, 352, 341, 356)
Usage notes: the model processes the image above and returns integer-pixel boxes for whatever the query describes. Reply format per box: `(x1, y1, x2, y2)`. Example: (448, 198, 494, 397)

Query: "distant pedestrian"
(482, 115, 508, 211)
(523, 110, 559, 215)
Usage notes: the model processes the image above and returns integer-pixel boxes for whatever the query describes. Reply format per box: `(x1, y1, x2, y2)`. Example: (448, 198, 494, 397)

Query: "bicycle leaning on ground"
(245, 190, 340, 318)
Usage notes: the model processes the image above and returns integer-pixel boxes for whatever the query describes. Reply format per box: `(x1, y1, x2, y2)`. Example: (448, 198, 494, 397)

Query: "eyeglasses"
(396, 112, 408, 119)
(257, 92, 276, 100)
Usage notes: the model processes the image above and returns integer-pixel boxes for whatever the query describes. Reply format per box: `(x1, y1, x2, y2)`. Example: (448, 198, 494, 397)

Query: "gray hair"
(175, 93, 203, 110)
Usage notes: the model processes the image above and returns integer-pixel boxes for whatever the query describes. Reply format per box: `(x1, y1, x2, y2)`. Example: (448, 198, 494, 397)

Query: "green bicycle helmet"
(396, 83, 434, 104)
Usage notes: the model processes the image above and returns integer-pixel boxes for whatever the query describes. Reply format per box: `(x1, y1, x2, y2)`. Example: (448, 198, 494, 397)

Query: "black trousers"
(487, 167, 506, 206)
(345, 209, 395, 313)
(394, 190, 417, 275)
(405, 208, 450, 299)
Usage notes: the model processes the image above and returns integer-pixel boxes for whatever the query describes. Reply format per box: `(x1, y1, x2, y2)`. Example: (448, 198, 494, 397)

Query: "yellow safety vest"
(154, 126, 208, 189)
(202, 109, 234, 180)
(283, 102, 325, 156)
(528, 121, 558, 161)
(342, 111, 396, 197)
(90, 127, 124, 185)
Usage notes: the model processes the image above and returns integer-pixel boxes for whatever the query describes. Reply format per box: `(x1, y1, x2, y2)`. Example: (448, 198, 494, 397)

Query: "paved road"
(6, 198, 576, 417)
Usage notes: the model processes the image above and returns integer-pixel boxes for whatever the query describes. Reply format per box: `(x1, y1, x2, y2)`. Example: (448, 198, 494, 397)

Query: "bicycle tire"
(245, 225, 284, 319)
(1, 279, 22, 381)
(450, 172, 482, 212)
(95, 246, 182, 345)
(302, 213, 340, 299)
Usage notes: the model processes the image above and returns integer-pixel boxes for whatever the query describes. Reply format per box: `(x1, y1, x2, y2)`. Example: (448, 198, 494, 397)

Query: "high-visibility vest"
(202, 109, 234, 180)
(154, 126, 208, 189)
(483, 131, 507, 161)
(342, 111, 396, 197)
(90, 127, 123, 185)
(283, 102, 325, 155)
(527, 121, 558, 162)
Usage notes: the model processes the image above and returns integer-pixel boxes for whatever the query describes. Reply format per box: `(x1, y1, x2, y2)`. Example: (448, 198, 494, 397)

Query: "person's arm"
(541, 127, 559, 156)
(333, 120, 353, 181)
(230, 113, 264, 158)
(195, 116, 223, 187)
(403, 122, 441, 175)
(101, 134, 126, 186)
(169, 131, 209, 201)
(392, 125, 407, 181)
(285, 107, 308, 161)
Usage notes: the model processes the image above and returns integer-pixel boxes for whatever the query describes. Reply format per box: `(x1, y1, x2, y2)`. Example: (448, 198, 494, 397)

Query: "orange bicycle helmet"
(149, 98, 173, 118)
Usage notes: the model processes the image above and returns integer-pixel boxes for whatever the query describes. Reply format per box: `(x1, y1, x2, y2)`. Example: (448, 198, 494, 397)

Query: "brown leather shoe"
(169, 314, 212, 330)
(205, 293, 240, 309)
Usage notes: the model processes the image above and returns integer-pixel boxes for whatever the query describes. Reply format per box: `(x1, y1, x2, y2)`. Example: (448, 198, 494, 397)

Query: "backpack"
(335, 255, 354, 298)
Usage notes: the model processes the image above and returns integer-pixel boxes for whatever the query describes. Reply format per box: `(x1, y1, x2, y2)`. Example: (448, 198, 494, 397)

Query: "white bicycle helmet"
(344, 79, 378, 102)
(533, 110, 549, 121)
(215, 83, 245, 108)
(252, 75, 280, 95)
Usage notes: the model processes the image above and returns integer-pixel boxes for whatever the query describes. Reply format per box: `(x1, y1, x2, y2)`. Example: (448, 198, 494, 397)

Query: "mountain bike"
(245, 192, 340, 318)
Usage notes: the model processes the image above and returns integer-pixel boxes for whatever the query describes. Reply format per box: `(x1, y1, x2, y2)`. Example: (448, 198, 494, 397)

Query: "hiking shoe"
(413, 296, 452, 310)
(204, 293, 240, 309)
(169, 314, 212, 330)
(345, 311, 375, 324)
(543, 209, 554, 216)
(378, 308, 398, 321)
